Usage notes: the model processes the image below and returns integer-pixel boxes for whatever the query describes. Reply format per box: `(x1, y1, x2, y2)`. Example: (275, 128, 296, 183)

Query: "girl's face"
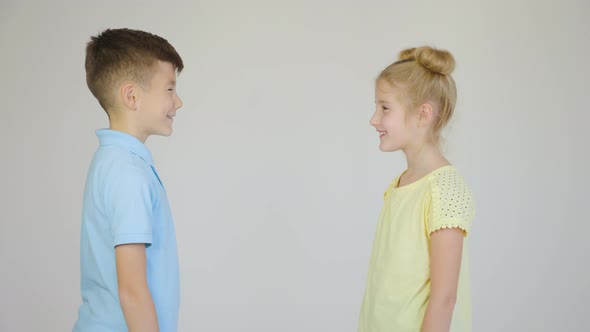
(370, 79, 420, 152)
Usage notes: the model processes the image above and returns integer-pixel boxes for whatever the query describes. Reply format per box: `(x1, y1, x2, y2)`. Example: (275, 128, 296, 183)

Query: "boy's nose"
(176, 95, 183, 109)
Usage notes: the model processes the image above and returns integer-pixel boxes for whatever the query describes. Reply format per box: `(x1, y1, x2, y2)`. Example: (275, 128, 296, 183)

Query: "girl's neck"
(402, 142, 450, 177)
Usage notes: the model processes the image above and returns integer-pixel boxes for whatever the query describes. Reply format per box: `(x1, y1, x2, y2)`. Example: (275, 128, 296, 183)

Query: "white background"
(1, 0, 588, 331)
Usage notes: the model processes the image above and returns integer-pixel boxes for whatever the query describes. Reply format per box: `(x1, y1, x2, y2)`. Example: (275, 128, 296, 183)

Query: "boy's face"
(370, 79, 419, 152)
(136, 61, 183, 139)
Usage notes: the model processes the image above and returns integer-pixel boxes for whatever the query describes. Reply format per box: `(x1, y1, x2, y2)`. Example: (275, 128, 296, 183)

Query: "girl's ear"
(418, 103, 435, 128)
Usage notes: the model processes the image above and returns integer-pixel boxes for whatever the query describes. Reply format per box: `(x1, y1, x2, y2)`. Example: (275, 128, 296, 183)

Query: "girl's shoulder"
(426, 165, 476, 233)
(426, 165, 472, 194)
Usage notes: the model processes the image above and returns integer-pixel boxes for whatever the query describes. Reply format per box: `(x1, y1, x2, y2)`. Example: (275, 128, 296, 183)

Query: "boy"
(73, 28, 184, 332)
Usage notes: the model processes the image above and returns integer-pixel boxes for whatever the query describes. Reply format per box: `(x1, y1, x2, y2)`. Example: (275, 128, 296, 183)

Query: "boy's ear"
(120, 82, 138, 111)
(418, 103, 435, 127)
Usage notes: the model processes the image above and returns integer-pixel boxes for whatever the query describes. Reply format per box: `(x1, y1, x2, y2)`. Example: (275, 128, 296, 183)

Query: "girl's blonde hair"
(378, 46, 457, 143)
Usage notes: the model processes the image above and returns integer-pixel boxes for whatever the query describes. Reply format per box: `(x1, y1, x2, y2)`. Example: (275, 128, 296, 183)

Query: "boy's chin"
(153, 127, 174, 137)
(146, 131, 173, 140)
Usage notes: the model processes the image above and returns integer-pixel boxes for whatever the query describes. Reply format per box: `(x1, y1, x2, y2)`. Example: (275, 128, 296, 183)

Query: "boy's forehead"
(152, 61, 178, 81)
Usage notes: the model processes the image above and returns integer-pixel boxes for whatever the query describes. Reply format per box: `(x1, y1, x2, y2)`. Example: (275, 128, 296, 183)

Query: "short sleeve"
(427, 168, 475, 237)
(106, 169, 155, 247)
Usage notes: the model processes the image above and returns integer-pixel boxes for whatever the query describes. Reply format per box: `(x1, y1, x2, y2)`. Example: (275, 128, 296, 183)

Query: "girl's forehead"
(375, 82, 402, 102)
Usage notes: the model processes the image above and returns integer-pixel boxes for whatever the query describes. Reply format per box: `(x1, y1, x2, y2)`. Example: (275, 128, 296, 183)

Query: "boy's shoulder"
(91, 146, 156, 188)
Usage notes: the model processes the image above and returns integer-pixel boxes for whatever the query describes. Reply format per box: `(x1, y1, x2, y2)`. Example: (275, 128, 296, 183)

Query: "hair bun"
(398, 46, 455, 75)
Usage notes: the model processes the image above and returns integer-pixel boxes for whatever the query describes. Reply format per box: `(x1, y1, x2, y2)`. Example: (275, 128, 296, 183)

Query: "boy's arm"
(115, 244, 159, 332)
(421, 228, 464, 332)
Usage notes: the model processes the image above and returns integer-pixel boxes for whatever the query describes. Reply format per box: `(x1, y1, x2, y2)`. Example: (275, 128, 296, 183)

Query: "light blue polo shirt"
(73, 129, 179, 332)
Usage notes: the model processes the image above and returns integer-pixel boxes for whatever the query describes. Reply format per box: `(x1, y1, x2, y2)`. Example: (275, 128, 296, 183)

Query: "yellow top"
(358, 165, 475, 332)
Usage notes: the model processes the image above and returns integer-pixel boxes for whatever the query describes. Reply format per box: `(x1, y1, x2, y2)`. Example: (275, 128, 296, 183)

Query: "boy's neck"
(108, 115, 148, 143)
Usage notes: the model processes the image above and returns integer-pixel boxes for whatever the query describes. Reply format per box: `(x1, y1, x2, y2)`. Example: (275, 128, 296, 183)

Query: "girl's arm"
(421, 228, 464, 332)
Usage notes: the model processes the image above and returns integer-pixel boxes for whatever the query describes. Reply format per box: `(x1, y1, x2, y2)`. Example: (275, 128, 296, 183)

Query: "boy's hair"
(85, 28, 184, 112)
(378, 46, 456, 144)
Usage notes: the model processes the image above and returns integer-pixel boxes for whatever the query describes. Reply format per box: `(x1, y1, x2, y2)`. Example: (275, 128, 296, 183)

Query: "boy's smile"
(136, 60, 183, 140)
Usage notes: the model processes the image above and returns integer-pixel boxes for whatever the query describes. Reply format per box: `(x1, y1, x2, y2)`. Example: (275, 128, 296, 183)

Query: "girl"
(359, 46, 475, 332)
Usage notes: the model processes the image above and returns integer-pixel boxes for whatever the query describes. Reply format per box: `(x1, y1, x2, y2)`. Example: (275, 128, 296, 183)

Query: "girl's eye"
(382, 106, 389, 111)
